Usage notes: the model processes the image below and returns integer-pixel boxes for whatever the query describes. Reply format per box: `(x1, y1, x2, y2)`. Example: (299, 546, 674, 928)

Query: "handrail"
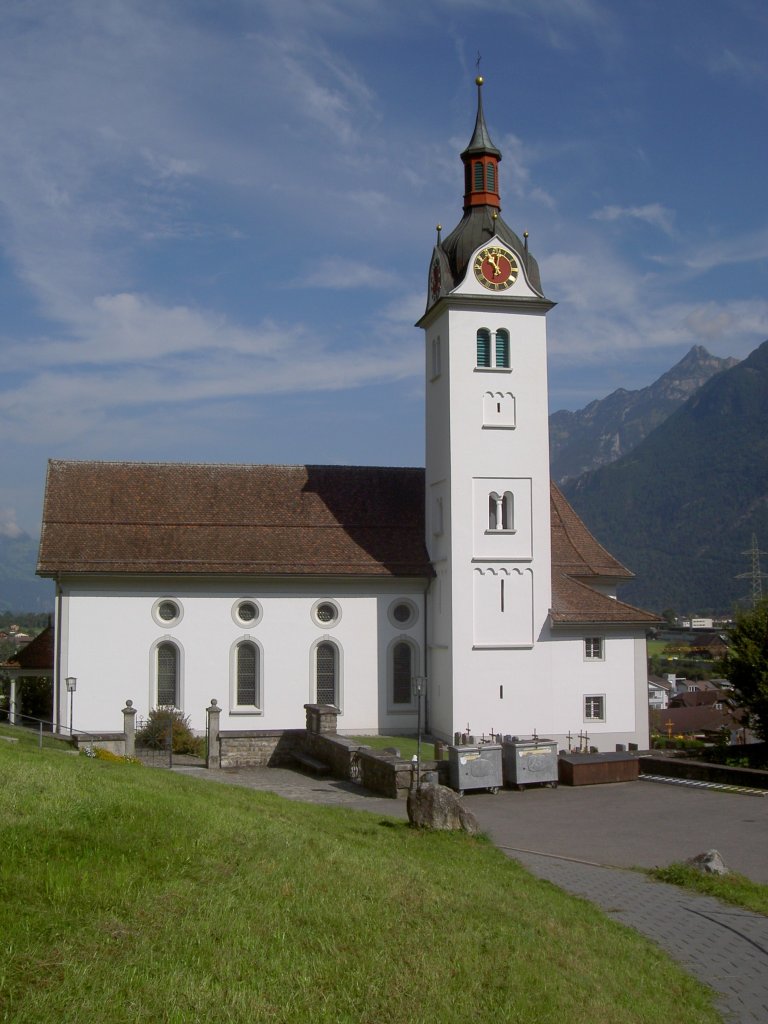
(0, 711, 97, 751)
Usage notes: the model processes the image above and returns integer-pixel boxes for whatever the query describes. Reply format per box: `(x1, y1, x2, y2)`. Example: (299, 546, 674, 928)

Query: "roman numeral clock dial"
(473, 245, 519, 290)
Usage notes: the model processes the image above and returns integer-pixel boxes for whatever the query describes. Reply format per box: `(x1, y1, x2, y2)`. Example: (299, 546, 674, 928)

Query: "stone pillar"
(206, 699, 221, 769)
(9, 678, 18, 725)
(304, 703, 339, 736)
(122, 700, 137, 757)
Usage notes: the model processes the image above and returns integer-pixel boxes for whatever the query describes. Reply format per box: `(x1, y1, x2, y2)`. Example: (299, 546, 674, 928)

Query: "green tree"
(722, 599, 768, 739)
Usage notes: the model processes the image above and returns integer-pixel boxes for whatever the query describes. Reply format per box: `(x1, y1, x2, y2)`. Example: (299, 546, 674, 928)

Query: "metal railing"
(0, 711, 95, 752)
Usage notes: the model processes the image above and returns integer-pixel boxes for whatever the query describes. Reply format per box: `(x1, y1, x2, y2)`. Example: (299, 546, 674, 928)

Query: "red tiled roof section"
(550, 482, 632, 580)
(549, 484, 658, 625)
(38, 461, 432, 578)
(3, 625, 54, 670)
(550, 572, 659, 625)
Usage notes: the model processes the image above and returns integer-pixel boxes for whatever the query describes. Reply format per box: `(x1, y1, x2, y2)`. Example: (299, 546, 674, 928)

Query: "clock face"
(473, 245, 519, 290)
(430, 258, 442, 303)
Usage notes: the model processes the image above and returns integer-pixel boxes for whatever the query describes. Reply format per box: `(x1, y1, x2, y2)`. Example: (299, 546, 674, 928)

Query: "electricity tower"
(735, 533, 768, 608)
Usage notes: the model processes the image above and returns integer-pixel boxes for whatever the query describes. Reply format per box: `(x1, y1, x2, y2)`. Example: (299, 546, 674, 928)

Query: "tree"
(722, 599, 768, 740)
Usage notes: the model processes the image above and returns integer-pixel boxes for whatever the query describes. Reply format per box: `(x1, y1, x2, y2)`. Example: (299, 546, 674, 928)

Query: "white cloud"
(0, 509, 23, 540)
(303, 259, 399, 289)
(592, 203, 676, 237)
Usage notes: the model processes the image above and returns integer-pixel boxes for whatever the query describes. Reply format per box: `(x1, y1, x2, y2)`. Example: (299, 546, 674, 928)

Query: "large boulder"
(407, 783, 480, 834)
(685, 849, 729, 876)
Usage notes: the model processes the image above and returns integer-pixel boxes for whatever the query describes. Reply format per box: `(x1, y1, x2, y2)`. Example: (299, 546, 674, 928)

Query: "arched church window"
(157, 642, 178, 707)
(315, 641, 339, 707)
(236, 641, 259, 707)
(495, 329, 510, 368)
(476, 329, 491, 367)
(392, 641, 413, 705)
(488, 492, 501, 530)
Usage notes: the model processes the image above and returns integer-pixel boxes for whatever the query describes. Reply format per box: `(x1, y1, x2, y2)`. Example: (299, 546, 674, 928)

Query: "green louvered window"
(236, 642, 258, 706)
(473, 161, 484, 191)
(486, 162, 495, 192)
(495, 329, 510, 368)
(477, 329, 491, 367)
(316, 642, 338, 706)
(157, 642, 178, 707)
(392, 642, 412, 705)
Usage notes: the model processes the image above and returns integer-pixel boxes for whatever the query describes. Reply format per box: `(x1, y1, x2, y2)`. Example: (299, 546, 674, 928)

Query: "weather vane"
(475, 51, 482, 72)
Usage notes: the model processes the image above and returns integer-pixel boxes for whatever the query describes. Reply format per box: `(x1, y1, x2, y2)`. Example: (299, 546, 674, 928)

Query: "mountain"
(0, 533, 52, 612)
(562, 339, 768, 614)
(549, 345, 739, 484)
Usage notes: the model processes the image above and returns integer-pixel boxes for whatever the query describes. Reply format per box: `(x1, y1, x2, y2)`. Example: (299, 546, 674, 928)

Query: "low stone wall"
(359, 750, 439, 799)
(219, 729, 305, 768)
(640, 755, 768, 790)
(72, 733, 125, 755)
(304, 731, 360, 777)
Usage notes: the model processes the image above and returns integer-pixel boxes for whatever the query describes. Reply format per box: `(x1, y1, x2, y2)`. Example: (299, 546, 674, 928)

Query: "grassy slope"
(650, 864, 768, 916)
(0, 745, 720, 1024)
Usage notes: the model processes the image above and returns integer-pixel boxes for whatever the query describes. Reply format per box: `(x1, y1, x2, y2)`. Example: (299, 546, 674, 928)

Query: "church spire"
(461, 76, 501, 212)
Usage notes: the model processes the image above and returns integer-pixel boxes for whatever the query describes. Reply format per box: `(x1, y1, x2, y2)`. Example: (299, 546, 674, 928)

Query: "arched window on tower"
(476, 328, 491, 368)
(486, 161, 496, 192)
(495, 329, 510, 368)
(488, 492, 501, 531)
(502, 491, 514, 531)
(473, 161, 484, 191)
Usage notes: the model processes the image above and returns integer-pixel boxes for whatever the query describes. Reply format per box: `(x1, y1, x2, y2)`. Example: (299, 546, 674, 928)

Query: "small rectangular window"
(431, 336, 441, 379)
(584, 695, 605, 722)
(584, 637, 603, 660)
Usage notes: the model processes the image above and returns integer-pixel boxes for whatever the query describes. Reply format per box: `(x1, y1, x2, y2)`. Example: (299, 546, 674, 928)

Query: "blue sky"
(1, 0, 766, 536)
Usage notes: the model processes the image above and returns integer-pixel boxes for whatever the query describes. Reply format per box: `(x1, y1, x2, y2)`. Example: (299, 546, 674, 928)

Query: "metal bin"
(448, 744, 502, 795)
(502, 738, 558, 789)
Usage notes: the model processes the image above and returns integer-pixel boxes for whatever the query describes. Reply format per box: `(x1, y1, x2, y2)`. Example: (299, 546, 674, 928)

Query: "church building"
(37, 79, 656, 751)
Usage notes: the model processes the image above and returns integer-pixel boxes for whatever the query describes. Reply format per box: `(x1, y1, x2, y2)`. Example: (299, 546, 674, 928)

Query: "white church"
(38, 79, 656, 752)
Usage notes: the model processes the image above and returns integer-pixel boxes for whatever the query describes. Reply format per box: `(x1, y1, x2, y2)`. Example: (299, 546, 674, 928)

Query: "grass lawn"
(349, 734, 435, 759)
(0, 744, 721, 1024)
(649, 863, 768, 916)
(0, 720, 75, 752)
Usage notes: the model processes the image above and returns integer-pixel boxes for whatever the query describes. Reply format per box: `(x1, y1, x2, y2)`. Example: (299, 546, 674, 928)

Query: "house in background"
(37, 80, 657, 758)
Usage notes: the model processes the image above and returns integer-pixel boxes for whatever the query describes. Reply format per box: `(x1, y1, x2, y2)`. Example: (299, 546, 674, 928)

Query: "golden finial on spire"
(436, 224, 442, 243)
(476, 75, 484, 86)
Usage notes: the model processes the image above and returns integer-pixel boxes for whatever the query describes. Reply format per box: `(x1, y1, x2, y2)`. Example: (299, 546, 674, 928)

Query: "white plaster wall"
(423, 236, 553, 740)
(56, 575, 425, 736)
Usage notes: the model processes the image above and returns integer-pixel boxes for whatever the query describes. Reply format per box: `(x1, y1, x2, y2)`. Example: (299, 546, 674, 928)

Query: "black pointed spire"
(462, 76, 501, 159)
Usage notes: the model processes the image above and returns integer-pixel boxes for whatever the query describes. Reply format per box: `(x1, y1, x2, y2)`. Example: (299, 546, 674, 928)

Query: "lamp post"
(412, 675, 427, 788)
(65, 676, 77, 736)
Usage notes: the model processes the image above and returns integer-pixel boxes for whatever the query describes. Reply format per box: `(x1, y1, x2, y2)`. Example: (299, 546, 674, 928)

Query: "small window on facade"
(152, 598, 183, 627)
(157, 642, 178, 706)
(584, 695, 605, 721)
(392, 642, 413, 705)
(585, 637, 604, 660)
(495, 329, 510, 368)
(432, 336, 441, 379)
(486, 162, 495, 192)
(388, 599, 418, 629)
(502, 491, 514, 530)
(236, 641, 258, 707)
(316, 641, 338, 706)
(477, 329, 491, 367)
(473, 161, 484, 191)
(488, 492, 499, 530)
(312, 600, 341, 627)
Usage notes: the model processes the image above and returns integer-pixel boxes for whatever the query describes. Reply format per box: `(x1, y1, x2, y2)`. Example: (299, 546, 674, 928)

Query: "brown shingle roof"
(2, 625, 54, 671)
(38, 461, 431, 578)
(37, 461, 658, 625)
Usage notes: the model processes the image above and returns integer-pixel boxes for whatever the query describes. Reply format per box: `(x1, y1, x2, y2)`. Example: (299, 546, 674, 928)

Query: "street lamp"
(412, 675, 427, 788)
(65, 676, 77, 736)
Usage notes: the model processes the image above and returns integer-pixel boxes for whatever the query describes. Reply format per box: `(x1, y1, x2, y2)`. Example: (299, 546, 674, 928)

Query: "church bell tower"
(418, 77, 556, 741)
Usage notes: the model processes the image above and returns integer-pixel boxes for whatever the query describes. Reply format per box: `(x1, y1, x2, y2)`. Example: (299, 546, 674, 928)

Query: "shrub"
(136, 707, 204, 756)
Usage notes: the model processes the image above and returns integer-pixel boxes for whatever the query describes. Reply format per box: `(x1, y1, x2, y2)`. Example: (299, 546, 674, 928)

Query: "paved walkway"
(176, 767, 768, 1023)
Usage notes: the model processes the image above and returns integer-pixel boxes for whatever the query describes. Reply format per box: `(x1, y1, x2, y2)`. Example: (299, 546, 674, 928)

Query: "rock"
(407, 783, 480, 834)
(685, 849, 729, 876)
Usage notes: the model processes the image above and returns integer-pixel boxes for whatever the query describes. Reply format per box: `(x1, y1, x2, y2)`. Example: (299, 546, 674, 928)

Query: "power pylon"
(735, 533, 768, 608)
